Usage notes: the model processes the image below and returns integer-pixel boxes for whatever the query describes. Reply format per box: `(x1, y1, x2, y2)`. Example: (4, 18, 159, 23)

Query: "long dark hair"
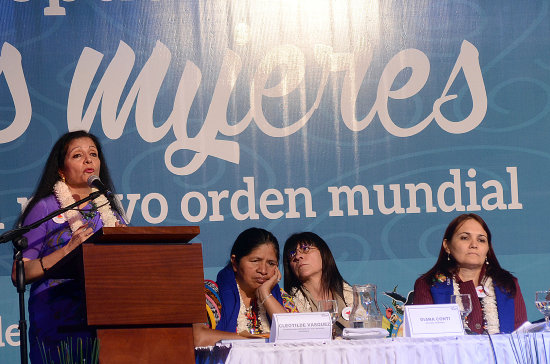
(17, 130, 121, 225)
(420, 213, 517, 296)
(283, 232, 347, 302)
(230, 227, 279, 266)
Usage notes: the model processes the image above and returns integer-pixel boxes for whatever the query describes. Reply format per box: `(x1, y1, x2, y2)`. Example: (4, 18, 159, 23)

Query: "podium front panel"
(97, 327, 195, 364)
(83, 243, 204, 326)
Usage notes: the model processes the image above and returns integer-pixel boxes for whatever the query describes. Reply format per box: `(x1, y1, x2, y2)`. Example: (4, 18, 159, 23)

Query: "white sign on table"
(403, 304, 464, 338)
(269, 312, 332, 343)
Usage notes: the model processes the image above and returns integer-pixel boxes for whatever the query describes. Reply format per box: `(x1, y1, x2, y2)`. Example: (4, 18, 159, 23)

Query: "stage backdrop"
(1, 0, 549, 361)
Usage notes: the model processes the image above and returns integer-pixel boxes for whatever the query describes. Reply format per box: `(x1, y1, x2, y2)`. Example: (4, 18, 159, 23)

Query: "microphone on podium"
(87, 175, 115, 202)
(87, 175, 128, 225)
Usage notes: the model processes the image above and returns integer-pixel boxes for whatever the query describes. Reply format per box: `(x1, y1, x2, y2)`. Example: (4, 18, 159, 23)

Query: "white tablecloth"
(222, 333, 550, 364)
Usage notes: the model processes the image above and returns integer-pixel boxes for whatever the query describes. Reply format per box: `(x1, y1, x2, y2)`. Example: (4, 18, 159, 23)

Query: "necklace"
(244, 299, 262, 334)
(53, 180, 118, 232)
(236, 282, 269, 334)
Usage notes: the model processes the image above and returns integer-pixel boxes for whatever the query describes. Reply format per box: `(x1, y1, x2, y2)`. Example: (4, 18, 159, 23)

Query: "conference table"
(196, 332, 550, 364)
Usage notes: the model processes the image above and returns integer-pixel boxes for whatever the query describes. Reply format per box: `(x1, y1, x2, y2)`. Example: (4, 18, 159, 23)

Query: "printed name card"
(403, 304, 464, 338)
(269, 312, 332, 343)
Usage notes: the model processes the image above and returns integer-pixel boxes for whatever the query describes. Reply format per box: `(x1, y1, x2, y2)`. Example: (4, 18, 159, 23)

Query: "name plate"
(403, 304, 464, 337)
(269, 312, 332, 343)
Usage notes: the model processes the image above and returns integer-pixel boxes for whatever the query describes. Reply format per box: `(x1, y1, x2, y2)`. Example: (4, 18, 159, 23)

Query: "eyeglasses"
(287, 242, 317, 260)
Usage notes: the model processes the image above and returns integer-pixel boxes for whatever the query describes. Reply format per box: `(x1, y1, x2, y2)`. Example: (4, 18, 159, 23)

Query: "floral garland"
(479, 277, 499, 334)
(53, 180, 118, 232)
(235, 282, 270, 335)
(452, 275, 499, 334)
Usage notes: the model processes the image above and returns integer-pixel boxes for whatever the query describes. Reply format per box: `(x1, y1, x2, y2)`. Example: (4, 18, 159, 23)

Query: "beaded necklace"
(244, 298, 262, 334)
(236, 282, 269, 334)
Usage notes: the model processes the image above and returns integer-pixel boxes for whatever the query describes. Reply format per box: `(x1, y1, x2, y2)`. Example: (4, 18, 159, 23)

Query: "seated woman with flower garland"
(413, 213, 527, 334)
(193, 228, 297, 347)
(11, 131, 126, 363)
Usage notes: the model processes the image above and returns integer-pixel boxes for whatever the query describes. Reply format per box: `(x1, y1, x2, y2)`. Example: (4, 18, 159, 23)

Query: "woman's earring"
(485, 257, 489, 265)
(447, 253, 450, 261)
(60, 174, 65, 183)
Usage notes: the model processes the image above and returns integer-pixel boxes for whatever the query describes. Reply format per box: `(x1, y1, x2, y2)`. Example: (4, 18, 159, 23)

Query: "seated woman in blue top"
(193, 228, 297, 346)
(413, 213, 527, 334)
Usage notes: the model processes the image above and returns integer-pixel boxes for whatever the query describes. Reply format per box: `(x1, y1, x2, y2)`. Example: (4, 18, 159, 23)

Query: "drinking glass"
(318, 299, 338, 323)
(318, 299, 338, 338)
(535, 290, 550, 332)
(451, 294, 472, 333)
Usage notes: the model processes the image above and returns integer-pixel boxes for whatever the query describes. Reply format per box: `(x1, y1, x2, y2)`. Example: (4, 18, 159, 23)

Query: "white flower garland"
(53, 180, 118, 232)
(452, 275, 499, 334)
(235, 282, 270, 334)
(480, 277, 500, 334)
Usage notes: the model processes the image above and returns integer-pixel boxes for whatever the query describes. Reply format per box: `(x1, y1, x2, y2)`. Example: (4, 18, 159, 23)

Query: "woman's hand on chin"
(256, 267, 281, 302)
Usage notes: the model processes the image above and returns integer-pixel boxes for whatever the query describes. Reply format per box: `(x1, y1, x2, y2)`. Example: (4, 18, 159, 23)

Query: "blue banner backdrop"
(1, 0, 549, 361)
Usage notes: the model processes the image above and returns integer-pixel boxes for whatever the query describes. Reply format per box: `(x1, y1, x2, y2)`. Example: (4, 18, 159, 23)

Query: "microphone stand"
(13, 236, 28, 364)
(0, 191, 102, 364)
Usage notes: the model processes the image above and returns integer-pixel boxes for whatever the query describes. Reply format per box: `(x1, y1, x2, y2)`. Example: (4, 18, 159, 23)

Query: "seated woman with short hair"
(413, 213, 527, 334)
(194, 228, 297, 346)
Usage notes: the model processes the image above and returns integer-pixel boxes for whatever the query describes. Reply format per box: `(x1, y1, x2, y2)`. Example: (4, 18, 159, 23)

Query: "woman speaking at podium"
(11, 131, 125, 363)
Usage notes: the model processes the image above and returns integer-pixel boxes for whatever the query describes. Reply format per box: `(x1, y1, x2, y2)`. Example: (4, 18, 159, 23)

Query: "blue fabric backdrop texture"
(1, 1, 549, 362)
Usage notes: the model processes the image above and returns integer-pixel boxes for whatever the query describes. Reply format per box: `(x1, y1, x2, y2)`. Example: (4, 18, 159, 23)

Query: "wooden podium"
(51, 226, 205, 364)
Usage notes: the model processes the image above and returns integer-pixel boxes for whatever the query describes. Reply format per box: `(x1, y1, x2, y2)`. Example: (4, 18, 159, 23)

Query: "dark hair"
(420, 213, 517, 296)
(230, 227, 279, 265)
(18, 130, 122, 225)
(283, 232, 347, 302)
